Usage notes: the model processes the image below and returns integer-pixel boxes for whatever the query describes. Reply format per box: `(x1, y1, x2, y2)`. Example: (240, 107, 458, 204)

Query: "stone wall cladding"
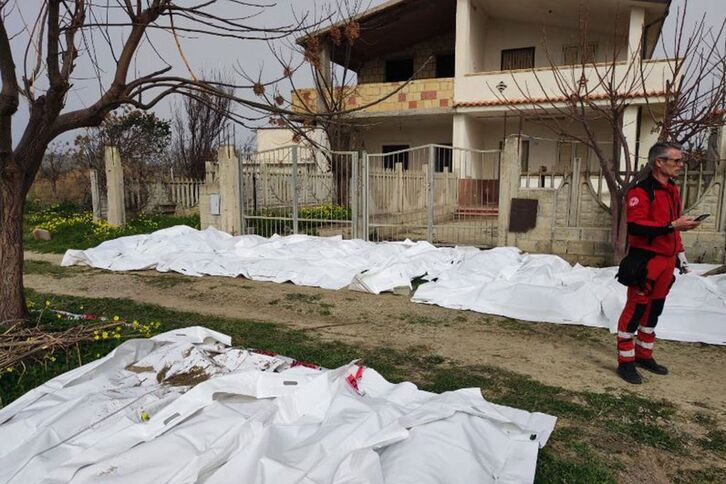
(578, 181, 611, 228)
(683, 180, 722, 232)
(291, 79, 454, 115)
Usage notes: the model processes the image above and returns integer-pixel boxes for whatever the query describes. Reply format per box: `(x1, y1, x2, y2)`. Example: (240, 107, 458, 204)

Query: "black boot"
(636, 357, 668, 375)
(617, 362, 642, 384)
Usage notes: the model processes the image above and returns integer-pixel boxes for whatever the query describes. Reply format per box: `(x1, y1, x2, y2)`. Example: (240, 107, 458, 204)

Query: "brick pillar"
(104, 146, 126, 226)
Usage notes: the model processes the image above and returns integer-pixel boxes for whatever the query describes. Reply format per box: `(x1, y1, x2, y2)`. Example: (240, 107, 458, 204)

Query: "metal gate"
(240, 144, 501, 247)
(364, 144, 501, 247)
(240, 146, 359, 238)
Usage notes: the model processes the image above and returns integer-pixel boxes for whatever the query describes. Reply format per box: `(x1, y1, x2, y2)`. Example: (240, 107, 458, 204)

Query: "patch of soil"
(24, 251, 726, 422)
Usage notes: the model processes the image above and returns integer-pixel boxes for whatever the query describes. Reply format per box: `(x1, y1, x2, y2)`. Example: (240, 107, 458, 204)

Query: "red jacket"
(626, 175, 683, 257)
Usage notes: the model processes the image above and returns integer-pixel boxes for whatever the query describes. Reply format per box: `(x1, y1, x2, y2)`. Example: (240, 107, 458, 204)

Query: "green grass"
(23, 260, 78, 278)
(4, 290, 722, 482)
(23, 205, 200, 254)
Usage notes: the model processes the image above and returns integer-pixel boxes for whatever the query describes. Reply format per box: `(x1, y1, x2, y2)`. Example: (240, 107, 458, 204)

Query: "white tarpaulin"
(61, 226, 726, 345)
(0, 328, 557, 484)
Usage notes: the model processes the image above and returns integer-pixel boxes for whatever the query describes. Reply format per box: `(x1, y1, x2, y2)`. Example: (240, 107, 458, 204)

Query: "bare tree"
(498, 6, 725, 262)
(251, 0, 428, 205)
(0, 0, 320, 323)
(171, 73, 232, 179)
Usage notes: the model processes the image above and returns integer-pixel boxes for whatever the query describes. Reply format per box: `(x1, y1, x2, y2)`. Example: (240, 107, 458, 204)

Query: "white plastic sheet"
(61, 227, 726, 345)
(0, 328, 556, 484)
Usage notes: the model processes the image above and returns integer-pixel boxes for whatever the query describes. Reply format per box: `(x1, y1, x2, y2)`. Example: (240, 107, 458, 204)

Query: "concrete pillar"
(217, 144, 242, 235)
(628, 7, 645, 63)
(455, 0, 473, 78)
(199, 161, 220, 230)
(89, 169, 102, 222)
(718, 125, 726, 233)
(497, 135, 521, 247)
(453, 114, 477, 177)
(104, 146, 126, 226)
(315, 44, 332, 114)
(621, 105, 640, 171)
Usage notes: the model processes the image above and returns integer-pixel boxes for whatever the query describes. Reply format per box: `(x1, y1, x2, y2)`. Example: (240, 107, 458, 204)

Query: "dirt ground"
(24, 250, 726, 426)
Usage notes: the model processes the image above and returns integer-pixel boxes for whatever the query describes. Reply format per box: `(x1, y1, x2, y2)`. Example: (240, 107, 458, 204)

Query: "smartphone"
(694, 213, 710, 222)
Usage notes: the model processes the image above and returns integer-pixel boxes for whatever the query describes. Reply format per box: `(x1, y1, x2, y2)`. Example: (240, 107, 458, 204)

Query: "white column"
(104, 146, 126, 226)
(453, 114, 476, 177)
(628, 7, 645, 63)
(621, 106, 640, 171)
(455, 0, 472, 78)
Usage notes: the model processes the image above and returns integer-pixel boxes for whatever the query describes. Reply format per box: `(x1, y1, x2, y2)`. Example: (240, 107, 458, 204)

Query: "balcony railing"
(292, 78, 454, 115)
(454, 58, 675, 108)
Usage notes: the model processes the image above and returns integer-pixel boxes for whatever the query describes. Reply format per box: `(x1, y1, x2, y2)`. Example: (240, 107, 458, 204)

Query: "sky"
(4, 0, 725, 149)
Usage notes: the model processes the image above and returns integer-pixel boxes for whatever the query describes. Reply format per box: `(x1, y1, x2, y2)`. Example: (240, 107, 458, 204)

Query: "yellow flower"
(113, 333, 121, 339)
(113, 316, 120, 322)
(115, 326, 121, 332)
(56, 314, 62, 319)
(102, 331, 109, 339)
(6, 368, 13, 373)
(132, 320, 139, 329)
(45, 300, 51, 306)
(95, 353, 101, 358)
(140, 410, 151, 422)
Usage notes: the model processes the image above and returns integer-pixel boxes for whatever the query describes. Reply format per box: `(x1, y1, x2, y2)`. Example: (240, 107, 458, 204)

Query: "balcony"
(292, 78, 454, 116)
(454, 58, 674, 110)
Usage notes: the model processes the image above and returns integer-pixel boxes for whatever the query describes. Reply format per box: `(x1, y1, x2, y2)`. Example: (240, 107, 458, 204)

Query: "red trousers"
(616, 254, 676, 364)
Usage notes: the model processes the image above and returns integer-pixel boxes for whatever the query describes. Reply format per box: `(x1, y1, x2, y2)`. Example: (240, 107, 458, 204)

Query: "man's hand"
(671, 216, 700, 231)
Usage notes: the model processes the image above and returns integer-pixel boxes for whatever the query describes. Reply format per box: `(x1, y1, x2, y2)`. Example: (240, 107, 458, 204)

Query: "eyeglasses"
(659, 157, 684, 165)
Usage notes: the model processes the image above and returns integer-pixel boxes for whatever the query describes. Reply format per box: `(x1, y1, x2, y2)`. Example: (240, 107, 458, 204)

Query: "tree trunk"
(610, 193, 628, 264)
(0, 158, 29, 324)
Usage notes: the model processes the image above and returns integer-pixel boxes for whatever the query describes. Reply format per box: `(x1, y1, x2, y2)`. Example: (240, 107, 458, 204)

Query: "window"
(435, 53, 455, 78)
(383, 145, 410, 170)
(385, 58, 414, 82)
(434, 144, 453, 172)
(520, 140, 530, 172)
(501, 47, 535, 70)
(562, 42, 598, 64)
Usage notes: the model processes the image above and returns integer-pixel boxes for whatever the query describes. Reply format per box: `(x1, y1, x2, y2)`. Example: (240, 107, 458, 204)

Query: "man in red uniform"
(616, 142, 700, 384)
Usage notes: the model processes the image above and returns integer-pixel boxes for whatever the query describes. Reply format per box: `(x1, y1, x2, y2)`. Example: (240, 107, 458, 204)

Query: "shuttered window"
(501, 47, 535, 70)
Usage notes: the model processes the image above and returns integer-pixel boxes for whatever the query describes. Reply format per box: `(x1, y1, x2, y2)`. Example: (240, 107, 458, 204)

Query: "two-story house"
(293, 0, 672, 190)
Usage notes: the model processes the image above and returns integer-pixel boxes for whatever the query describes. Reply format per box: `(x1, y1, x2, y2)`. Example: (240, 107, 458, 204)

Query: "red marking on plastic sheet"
(291, 360, 321, 370)
(346, 366, 365, 393)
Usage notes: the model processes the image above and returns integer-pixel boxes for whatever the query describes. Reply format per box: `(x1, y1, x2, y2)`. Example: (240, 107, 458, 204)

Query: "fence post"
(427, 145, 435, 242)
(568, 156, 582, 227)
(218, 144, 242, 235)
(351, 151, 359, 239)
(291, 145, 299, 235)
(89, 169, 102, 222)
(497, 135, 521, 247)
(104, 145, 126, 226)
(238, 150, 246, 234)
(362, 151, 369, 241)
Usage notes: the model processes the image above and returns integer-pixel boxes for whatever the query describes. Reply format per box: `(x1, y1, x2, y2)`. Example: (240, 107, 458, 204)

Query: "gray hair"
(648, 142, 682, 165)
